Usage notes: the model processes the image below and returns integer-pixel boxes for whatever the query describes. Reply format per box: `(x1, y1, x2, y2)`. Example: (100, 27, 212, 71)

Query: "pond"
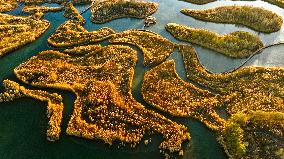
(1, 0, 284, 159)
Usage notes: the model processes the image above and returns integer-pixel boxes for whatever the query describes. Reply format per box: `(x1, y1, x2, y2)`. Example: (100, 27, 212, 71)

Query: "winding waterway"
(1, 0, 284, 159)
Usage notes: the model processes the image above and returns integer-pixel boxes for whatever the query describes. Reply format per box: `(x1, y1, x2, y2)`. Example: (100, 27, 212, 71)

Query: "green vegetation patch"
(166, 23, 264, 58)
(220, 111, 284, 159)
(181, 5, 283, 33)
(109, 29, 175, 66)
(91, 0, 158, 23)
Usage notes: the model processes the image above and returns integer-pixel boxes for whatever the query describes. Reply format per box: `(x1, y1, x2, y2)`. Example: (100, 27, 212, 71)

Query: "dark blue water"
(1, 1, 284, 159)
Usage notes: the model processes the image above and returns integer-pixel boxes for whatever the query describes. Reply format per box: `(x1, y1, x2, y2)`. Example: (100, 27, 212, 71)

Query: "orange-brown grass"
(48, 20, 115, 47)
(0, 13, 50, 57)
(181, 5, 283, 33)
(142, 60, 225, 131)
(14, 45, 190, 157)
(179, 44, 284, 115)
(0, 0, 18, 13)
(63, 2, 85, 24)
(91, 0, 158, 23)
(109, 29, 175, 66)
(166, 23, 264, 58)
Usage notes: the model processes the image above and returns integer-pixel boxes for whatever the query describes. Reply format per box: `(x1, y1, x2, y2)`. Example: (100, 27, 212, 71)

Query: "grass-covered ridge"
(166, 23, 264, 58)
(181, 5, 283, 33)
(0, 13, 50, 57)
(109, 29, 175, 66)
(91, 0, 158, 23)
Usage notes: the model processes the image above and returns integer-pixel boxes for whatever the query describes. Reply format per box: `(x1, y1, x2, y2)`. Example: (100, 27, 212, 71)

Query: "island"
(179, 0, 216, 5)
(17, 0, 91, 4)
(109, 29, 175, 66)
(0, 0, 18, 12)
(0, 13, 50, 57)
(181, 5, 283, 33)
(166, 23, 264, 58)
(232, 0, 284, 9)
(11, 44, 190, 157)
(22, 5, 64, 14)
(91, 0, 158, 23)
(63, 2, 85, 24)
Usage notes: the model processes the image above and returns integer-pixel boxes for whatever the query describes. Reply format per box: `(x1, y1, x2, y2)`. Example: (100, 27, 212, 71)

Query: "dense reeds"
(142, 60, 226, 131)
(109, 29, 175, 66)
(181, 5, 283, 33)
(0, 0, 18, 12)
(63, 2, 85, 24)
(48, 20, 115, 47)
(13, 45, 190, 157)
(179, 45, 284, 115)
(0, 13, 50, 57)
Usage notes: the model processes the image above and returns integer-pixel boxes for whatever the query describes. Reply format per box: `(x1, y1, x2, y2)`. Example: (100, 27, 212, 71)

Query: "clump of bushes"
(220, 111, 284, 159)
(166, 23, 264, 58)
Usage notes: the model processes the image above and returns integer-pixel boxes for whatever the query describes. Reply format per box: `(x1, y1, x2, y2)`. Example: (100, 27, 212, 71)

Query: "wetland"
(1, 0, 284, 159)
